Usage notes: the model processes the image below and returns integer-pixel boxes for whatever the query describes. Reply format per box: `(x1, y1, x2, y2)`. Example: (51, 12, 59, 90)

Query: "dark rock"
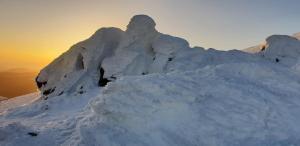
(98, 67, 111, 87)
(43, 87, 56, 96)
(27, 132, 38, 137)
(58, 91, 64, 96)
(35, 76, 47, 89)
(99, 78, 110, 87)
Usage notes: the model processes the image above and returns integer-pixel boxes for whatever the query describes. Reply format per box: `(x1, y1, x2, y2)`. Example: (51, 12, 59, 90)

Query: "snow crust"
(2, 15, 300, 146)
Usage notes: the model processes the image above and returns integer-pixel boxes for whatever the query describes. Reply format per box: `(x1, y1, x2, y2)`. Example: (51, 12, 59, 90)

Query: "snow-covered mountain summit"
(2, 15, 300, 146)
(36, 15, 190, 98)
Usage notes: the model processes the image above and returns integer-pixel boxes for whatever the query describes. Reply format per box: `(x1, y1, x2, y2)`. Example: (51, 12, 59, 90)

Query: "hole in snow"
(75, 54, 84, 70)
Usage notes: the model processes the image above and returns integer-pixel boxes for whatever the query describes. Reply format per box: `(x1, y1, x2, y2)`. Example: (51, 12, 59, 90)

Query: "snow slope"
(1, 15, 300, 146)
(0, 93, 40, 114)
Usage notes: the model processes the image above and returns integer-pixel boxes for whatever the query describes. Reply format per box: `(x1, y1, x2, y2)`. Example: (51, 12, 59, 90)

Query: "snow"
(1, 15, 300, 146)
(0, 93, 40, 114)
(36, 27, 124, 97)
(35, 15, 191, 98)
(259, 35, 300, 66)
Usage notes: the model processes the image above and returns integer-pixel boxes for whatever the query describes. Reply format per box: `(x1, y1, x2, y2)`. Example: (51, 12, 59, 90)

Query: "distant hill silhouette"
(0, 69, 38, 98)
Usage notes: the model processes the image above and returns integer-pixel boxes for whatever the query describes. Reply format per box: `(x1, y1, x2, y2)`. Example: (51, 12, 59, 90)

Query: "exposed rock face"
(36, 15, 190, 98)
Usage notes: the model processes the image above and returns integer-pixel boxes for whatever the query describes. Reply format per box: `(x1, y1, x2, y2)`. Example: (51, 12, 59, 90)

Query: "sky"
(0, 0, 299, 71)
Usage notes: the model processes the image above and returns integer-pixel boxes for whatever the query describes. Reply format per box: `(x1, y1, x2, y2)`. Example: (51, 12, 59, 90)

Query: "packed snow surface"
(1, 15, 300, 146)
(0, 93, 40, 114)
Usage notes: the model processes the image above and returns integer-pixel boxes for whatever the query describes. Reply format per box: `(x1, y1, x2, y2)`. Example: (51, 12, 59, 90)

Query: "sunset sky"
(0, 0, 299, 71)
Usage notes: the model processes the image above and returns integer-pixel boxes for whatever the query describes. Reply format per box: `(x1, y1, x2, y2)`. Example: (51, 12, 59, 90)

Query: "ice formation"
(35, 15, 190, 98)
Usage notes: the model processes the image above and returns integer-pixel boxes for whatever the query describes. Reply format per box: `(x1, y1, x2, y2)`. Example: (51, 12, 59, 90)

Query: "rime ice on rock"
(260, 35, 300, 65)
(36, 15, 190, 98)
(36, 27, 124, 97)
(36, 15, 300, 99)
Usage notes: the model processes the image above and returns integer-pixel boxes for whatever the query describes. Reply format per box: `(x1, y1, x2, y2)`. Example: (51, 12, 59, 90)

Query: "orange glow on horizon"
(0, 21, 125, 72)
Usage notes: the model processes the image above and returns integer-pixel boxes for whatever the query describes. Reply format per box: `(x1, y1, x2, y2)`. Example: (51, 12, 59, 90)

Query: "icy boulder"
(36, 27, 124, 98)
(101, 15, 160, 77)
(36, 15, 190, 98)
(260, 35, 300, 65)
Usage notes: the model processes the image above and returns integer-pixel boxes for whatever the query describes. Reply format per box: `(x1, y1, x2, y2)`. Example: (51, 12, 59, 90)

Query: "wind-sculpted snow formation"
(1, 15, 300, 146)
(35, 15, 190, 98)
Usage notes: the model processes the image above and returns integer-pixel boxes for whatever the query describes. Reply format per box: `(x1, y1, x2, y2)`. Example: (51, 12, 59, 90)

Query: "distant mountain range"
(0, 96, 7, 101)
(0, 69, 38, 98)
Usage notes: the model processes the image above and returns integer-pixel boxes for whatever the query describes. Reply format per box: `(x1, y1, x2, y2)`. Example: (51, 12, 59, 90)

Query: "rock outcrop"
(36, 15, 190, 98)
(36, 15, 300, 99)
(260, 35, 300, 66)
